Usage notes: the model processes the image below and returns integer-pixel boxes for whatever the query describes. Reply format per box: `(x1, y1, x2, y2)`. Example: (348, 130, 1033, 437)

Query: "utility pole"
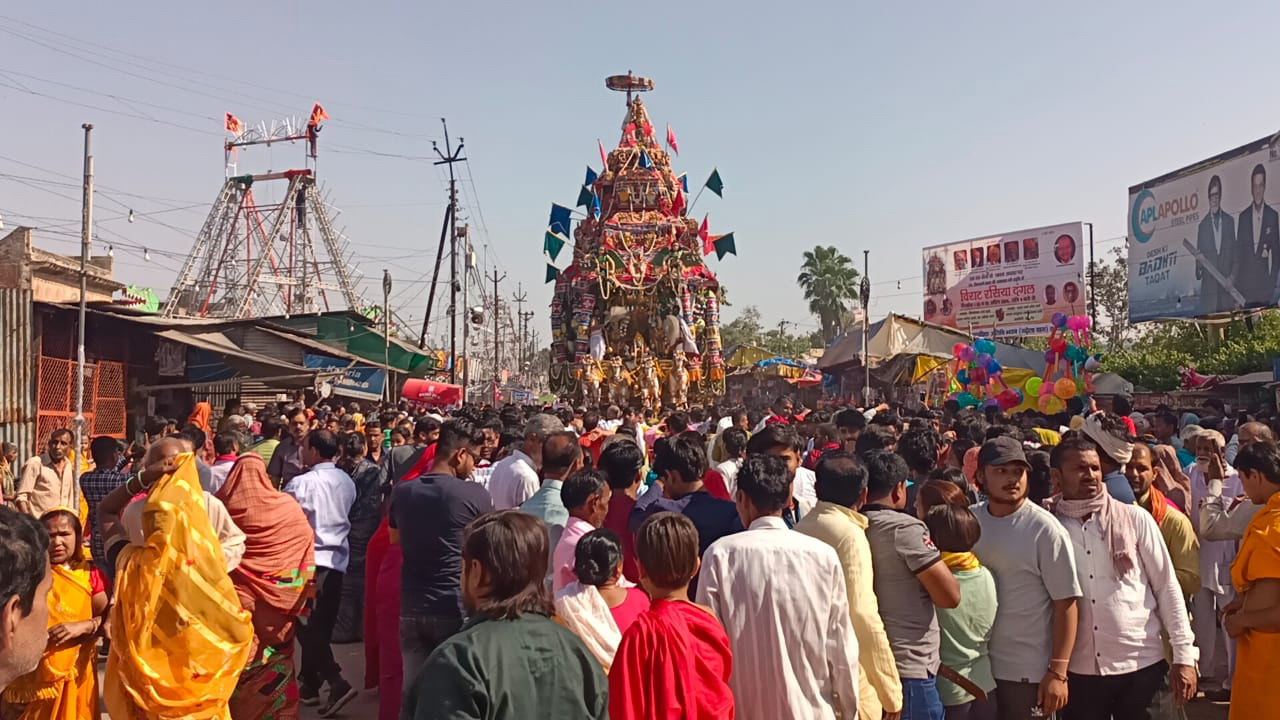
(74, 123, 93, 487)
(382, 269, 392, 403)
(460, 225, 471, 398)
(521, 310, 535, 381)
(511, 282, 527, 375)
(861, 250, 871, 406)
(489, 269, 506, 385)
(423, 120, 465, 387)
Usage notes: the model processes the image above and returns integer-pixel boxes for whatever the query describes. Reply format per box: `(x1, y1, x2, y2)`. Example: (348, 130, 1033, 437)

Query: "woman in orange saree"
(216, 454, 315, 720)
(0, 508, 107, 720)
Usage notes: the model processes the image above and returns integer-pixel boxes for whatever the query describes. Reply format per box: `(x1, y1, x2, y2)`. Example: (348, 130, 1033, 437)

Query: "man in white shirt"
(746, 424, 817, 521)
(712, 428, 748, 497)
(1049, 437, 1197, 716)
(696, 454, 859, 720)
(488, 413, 562, 510)
(285, 429, 358, 715)
(1184, 429, 1239, 696)
(1207, 422, 1275, 539)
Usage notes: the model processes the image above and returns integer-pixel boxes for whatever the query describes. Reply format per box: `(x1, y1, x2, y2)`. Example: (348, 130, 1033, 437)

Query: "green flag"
(544, 230, 566, 261)
(575, 184, 593, 208)
(545, 263, 560, 283)
(705, 168, 724, 198)
(713, 232, 737, 260)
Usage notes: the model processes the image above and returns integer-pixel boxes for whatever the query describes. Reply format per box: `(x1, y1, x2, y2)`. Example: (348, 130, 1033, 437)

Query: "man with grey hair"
(1202, 422, 1275, 542)
(1185, 427, 1239, 699)
(487, 414, 563, 509)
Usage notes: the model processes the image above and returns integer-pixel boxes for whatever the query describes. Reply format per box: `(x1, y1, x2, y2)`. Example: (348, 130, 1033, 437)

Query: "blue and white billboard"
(1129, 135, 1280, 321)
(303, 353, 386, 401)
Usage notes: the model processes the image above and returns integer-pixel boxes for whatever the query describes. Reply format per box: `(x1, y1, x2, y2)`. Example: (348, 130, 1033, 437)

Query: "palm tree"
(797, 246, 860, 344)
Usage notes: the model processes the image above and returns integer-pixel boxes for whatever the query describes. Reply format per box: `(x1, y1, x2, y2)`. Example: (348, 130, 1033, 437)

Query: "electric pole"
(520, 310, 535, 380)
(489, 269, 506, 385)
(74, 123, 93, 486)
(511, 283, 527, 375)
(423, 120, 465, 387)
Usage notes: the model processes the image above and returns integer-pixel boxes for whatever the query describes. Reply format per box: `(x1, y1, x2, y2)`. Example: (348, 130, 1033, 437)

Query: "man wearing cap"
(1048, 436, 1198, 715)
(972, 436, 1081, 719)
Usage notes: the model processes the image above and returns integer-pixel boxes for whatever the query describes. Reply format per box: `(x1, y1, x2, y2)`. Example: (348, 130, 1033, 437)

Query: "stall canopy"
(401, 378, 463, 407)
(819, 314, 1045, 373)
(312, 315, 440, 374)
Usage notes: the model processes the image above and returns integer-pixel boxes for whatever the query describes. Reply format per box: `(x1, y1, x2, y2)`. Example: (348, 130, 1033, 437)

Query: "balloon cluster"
(948, 337, 1024, 410)
(1027, 313, 1100, 414)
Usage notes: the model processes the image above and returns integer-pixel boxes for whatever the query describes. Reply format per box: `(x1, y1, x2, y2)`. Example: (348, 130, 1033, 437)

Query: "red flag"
(699, 215, 712, 255)
(224, 113, 243, 136)
(309, 102, 330, 127)
(598, 139, 609, 171)
(671, 186, 685, 215)
(666, 124, 679, 155)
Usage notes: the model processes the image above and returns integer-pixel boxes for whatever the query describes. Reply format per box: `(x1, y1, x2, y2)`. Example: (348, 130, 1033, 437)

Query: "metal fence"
(36, 357, 127, 443)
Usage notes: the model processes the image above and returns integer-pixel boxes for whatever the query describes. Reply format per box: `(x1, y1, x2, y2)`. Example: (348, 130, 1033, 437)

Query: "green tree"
(798, 246, 860, 344)
(1088, 246, 1133, 352)
(720, 305, 764, 349)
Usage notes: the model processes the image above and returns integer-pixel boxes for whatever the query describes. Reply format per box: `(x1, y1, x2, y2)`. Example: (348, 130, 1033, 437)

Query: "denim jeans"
(902, 675, 946, 720)
(399, 614, 464, 695)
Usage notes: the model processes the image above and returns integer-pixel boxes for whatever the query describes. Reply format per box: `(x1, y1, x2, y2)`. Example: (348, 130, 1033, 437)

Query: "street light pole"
(382, 269, 392, 404)
(861, 250, 871, 406)
(74, 123, 93, 486)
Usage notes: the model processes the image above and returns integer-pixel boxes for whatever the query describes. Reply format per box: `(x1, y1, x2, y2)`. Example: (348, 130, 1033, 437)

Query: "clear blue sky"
(5, 2, 1280, 343)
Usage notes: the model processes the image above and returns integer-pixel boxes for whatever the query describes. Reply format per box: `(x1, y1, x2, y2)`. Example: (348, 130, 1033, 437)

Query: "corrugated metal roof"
(0, 289, 36, 455)
(153, 329, 308, 376)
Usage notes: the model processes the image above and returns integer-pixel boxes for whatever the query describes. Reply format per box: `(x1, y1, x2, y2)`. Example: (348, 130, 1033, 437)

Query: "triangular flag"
(576, 185, 593, 208)
(309, 102, 329, 127)
(666, 124, 679, 155)
(544, 231, 566, 261)
(639, 150, 652, 169)
(585, 166, 598, 187)
(705, 168, 724, 198)
(224, 112, 244, 136)
(598, 140, 609, 172)
(699, 215, 712, 255)
(678, 173, 689, 193)
(549, 204, 573, 238)
(713, 233, 737, 260)
(592, 194, 602, 220)
(545, 263, 560, 284)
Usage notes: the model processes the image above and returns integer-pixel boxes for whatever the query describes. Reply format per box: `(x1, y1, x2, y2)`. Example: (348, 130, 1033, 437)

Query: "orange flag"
(309, 102, 330, 127)
(224, 113, 243, 136)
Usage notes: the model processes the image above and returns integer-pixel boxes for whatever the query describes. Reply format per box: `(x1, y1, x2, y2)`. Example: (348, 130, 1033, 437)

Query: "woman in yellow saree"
(0, 508, 107, 720)
(98, 447, 253, 720)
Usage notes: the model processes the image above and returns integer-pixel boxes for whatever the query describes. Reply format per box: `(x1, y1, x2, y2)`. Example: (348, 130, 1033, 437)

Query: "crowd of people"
(0, 392, 1278, 719)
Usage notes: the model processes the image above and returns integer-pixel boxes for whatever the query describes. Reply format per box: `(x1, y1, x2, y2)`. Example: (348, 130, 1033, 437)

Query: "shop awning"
(154, 329, 315, 384)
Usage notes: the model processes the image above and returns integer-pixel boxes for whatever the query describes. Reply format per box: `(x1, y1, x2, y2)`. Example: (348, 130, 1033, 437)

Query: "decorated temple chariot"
(548, 73, 727, 410)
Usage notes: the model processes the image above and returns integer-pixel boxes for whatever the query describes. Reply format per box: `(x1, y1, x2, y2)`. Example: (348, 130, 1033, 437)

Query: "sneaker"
(299, 682, 321, 707)
(319, 678, 357, 717)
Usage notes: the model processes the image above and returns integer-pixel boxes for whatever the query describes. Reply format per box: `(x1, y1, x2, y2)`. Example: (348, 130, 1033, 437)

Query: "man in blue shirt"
(390, 418, 493, 697)
(285, 429, 358, 716)
(519, 432, 583, 556)
(630, 431, 741, 591)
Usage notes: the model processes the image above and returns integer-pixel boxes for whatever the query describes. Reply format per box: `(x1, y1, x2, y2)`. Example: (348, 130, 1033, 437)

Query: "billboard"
(302, 353, 387, 402)
(1129, 135, 1280, 321)
(921, 221, 1086, 338)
